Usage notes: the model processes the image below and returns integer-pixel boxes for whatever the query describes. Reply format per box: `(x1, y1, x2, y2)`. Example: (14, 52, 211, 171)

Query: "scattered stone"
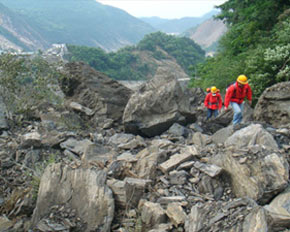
(194, 161, 222, 177)
(140, 201, 166, 228)
(166, 202, 186, 227)
(159, 152, 194, 173)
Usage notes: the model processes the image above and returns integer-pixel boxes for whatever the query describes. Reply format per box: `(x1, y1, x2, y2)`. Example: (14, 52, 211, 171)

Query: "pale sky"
(97, 0, 227, 19)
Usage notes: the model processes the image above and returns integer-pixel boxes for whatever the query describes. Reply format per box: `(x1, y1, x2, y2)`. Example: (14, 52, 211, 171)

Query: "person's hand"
(248, 100, 252, 106)
(224, 106, 228, 111)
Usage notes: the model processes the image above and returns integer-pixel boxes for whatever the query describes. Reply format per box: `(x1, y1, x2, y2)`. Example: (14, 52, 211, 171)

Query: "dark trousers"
(206, 108, 218, 120)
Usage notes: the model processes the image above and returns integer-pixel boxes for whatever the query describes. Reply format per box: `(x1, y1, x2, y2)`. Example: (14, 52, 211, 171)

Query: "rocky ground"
(0, 62, 289, 232)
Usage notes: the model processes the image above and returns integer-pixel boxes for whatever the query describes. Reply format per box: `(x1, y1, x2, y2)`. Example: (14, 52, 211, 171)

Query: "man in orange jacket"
(204, 86, 223, 120)
(224, 75, 252, 125)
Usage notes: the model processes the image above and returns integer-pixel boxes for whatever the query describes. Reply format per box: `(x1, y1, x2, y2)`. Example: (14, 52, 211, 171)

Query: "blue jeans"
(207, 108, 218, 120)
(230, 102, 244, 125)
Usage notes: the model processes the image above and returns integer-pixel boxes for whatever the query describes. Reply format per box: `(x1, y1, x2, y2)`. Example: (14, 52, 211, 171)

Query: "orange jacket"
(204, 92, 223, 110)
(224, 82, 252, 107)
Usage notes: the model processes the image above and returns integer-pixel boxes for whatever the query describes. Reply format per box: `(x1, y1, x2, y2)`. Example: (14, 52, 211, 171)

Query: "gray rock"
(254, 81, 290, 127)
(220, 148, 289, 204)
(167, 123, 188, 137)
(61, 62, 132, 125)
(134, 146, 167, 179)
(169, 170, 188, 185)
(189, 132, 212, 147)
(212, 125, 234, 144)
(21, 132, 41, 148)
(140, 201, 166, 228)
(166, 202, 186, 227)
(31, 163, 114, 232)
(225, 124, 278, 150)
(60, 138, 93, 156)
(124, 178, 152, 208)
(243, 207, 268, 232)
(194, 161, 222, 177)
(264, 185, 290, 230)
(123, 67, 204, 137)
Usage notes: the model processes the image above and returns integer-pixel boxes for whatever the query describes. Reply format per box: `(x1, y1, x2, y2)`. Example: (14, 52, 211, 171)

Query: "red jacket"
(224, 82, 252, 107)
(204, 92, 223, 110)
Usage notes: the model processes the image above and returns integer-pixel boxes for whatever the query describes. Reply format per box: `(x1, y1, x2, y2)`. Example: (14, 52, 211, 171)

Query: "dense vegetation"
(0, 54, 64, 121)
(137, 32, 205, 74)
(66, 32, 205, 80)
(66, 45, 151, 81)
(190, 0, 290, 102)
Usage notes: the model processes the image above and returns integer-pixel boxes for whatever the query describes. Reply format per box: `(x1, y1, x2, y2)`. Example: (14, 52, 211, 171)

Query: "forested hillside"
(0, 0, 155, 51)
(191, 0, 290, 102)
(65, 32, 205, 80)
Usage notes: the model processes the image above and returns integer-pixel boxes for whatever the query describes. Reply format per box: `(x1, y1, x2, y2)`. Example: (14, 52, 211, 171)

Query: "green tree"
(0, 54, 64, 121)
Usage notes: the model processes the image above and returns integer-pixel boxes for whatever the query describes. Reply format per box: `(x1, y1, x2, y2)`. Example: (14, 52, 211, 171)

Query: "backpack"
(225, 82, 238, 100)
(226, 82, 236, 92)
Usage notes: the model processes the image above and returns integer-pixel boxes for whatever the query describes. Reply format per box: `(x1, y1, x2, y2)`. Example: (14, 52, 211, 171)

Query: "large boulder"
(217, 148, 289, 204)
(123, 67, 204, 137)
(31, 163, 114, 232)
(60, 62, 132, 126)
(225, 124, 278, 149)
(210, 125, 289, 205)
(254, 81, 290, 127)
(185, 199, 268, 232)
(264, 185, 290, 231)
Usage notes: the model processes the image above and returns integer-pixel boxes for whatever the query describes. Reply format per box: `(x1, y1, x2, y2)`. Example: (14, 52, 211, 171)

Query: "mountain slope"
(0, 3, 48, 51)
(183, 18, 227, 53)
(65, 32, 205, 81)
(0, 0, 156, 51)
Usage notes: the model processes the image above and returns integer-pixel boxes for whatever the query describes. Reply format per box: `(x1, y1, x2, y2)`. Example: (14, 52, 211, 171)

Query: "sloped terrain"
(184, 18, 227, 53)
(0, 3, 48, 51)
(0, 60, 289, 231)
(0, 0, 155, 51)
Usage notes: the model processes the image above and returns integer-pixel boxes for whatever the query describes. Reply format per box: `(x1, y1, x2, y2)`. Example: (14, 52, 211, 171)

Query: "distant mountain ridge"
(140, 10, 219, 34)
(0, 0, 155, 51)
(0, 1, 225, 53)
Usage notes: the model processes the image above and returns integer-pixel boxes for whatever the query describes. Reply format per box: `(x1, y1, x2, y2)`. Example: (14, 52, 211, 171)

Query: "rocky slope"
(0, 3, 48, 51)
(0, 62, 289, 232)
(184, 18, 227, 54)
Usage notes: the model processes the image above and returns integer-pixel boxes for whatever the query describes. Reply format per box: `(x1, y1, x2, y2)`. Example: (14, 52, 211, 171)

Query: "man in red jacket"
(204, 86, 223, 120)
(224, 75, 252, 125)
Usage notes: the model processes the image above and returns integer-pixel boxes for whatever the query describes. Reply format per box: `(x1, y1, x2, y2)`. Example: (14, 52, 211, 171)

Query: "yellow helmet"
(237, 75, 248, 85)
(211, 86, 217, 93)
